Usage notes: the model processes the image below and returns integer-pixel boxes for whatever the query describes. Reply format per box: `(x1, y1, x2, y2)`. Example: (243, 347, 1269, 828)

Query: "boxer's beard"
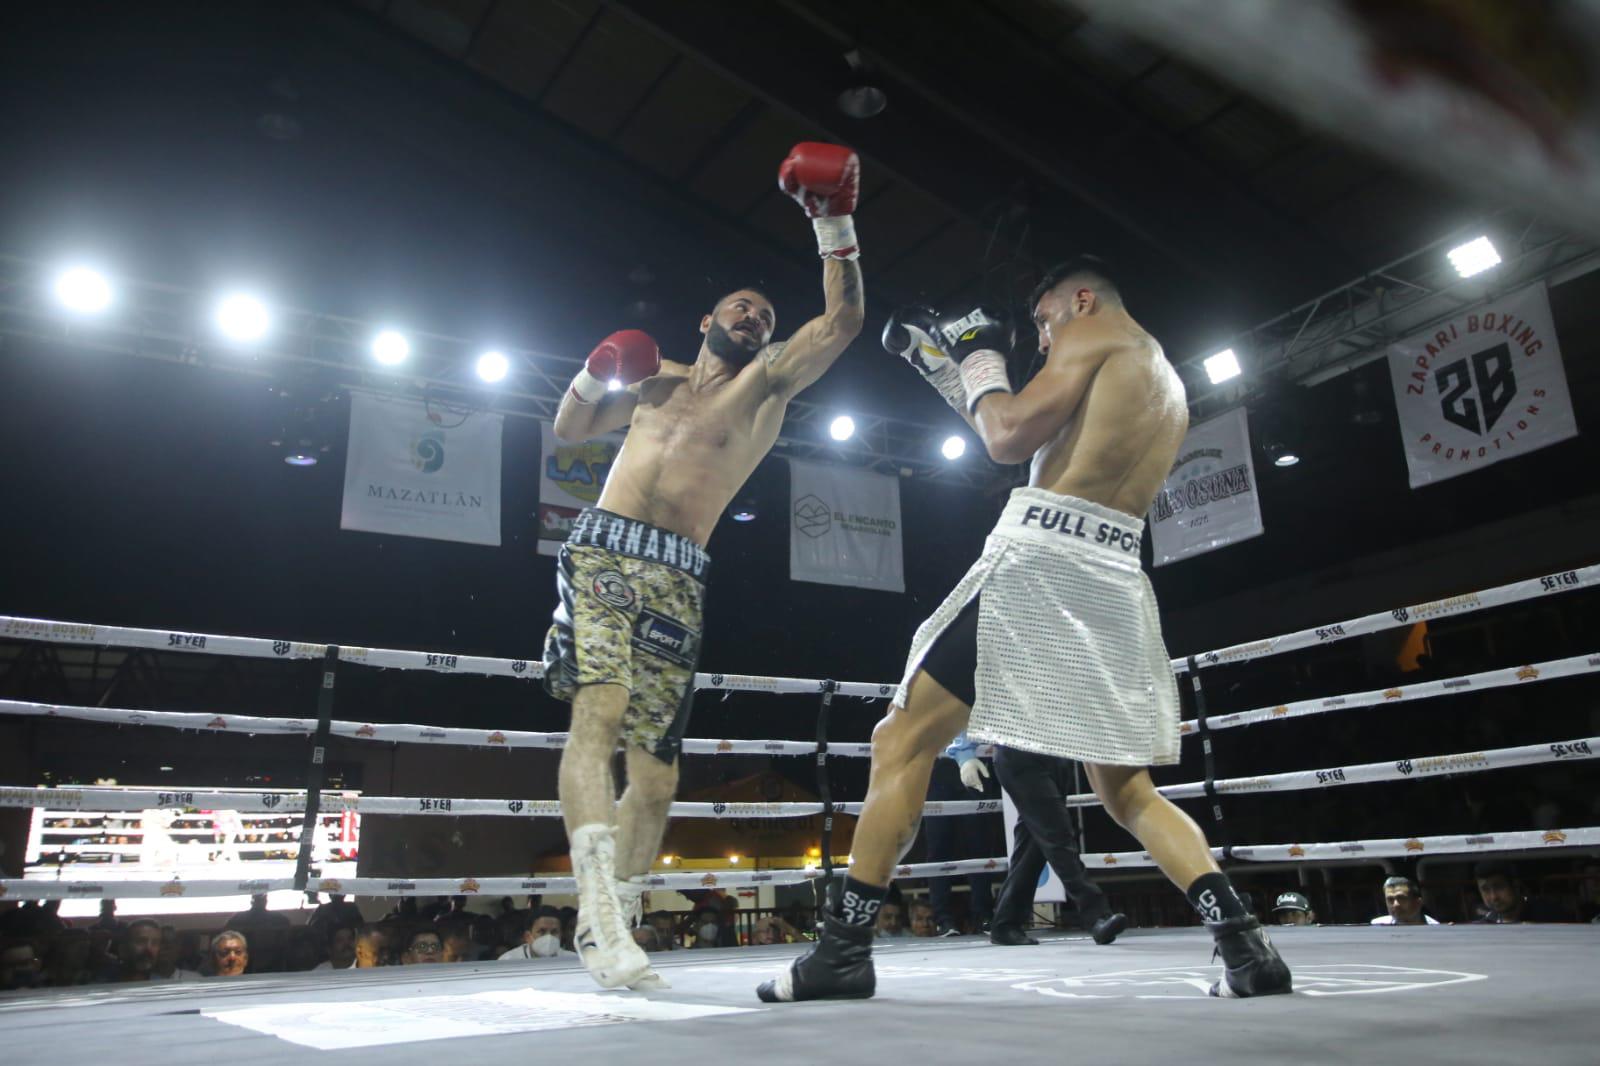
(706, 320, 761, 365)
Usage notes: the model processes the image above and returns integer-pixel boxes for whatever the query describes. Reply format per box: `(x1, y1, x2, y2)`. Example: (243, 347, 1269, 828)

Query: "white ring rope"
(0, 786, 997, 820)
(4, 827, 1594, 900)
(1, 562, 1593, 691)
(1059, 736, 1599, 808)
(6, 636, 1599, 753)
(1180, 651, 1600, 736)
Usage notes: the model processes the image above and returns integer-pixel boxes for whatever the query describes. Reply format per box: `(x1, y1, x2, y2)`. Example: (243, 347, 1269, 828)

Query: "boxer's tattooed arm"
(761, 258, 865, 397)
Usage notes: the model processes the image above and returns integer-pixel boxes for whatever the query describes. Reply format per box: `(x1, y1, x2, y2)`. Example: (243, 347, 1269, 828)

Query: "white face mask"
(531, 933, 561, 958)
(697, 923, 719, 945)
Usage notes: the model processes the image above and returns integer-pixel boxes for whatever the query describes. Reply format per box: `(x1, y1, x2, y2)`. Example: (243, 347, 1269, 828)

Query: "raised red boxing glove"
(569, 329, 659, 404)
(778, 142, 861, 260)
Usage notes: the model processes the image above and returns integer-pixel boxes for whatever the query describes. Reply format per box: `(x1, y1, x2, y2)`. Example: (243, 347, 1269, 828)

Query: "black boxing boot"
(1207, 915, 1292, 998)
(1089, 911, 1128, 946)
(756, 912, 876, 1002)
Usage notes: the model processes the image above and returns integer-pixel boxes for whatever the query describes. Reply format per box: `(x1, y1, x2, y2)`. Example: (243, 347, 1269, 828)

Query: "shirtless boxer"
(759, 257, 1291, 1002)
(544, 142, 865, 990)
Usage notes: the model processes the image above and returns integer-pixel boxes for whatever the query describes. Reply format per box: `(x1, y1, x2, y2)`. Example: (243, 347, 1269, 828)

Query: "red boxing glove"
(570, 329, 659, 404)
(778, 142, 861, 260)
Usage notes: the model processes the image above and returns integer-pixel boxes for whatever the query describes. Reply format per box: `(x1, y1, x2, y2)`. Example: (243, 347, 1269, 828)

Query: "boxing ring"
(2, 562, 1598, 1063)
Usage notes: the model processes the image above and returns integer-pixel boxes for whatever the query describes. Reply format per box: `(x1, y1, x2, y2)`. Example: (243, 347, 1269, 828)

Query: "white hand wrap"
(811, 215, 859, 260)
(924, 359, 968, 413)
(959, 350, 1012, 414)
(569, 367, 608, 405)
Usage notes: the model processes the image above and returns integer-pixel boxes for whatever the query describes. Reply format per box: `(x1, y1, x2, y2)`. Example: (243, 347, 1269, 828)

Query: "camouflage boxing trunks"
(543, 508, 710, 763)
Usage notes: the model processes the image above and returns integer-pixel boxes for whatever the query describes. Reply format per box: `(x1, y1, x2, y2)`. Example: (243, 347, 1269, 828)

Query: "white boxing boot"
(570, 824, 654, 989)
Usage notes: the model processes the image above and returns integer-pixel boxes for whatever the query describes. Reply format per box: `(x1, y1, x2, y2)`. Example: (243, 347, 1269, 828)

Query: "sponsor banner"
(789, 460, 905, 593)
(1388, 283, 1578, 488)
(538, 424, 623, 558)
(1149, 408, 1265, 566)
(342, 390, 503, 546)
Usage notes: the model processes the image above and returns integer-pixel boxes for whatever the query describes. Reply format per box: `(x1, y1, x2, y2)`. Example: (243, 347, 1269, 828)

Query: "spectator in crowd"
(1575, 861, 1600, 923)
(1474, 860, 1572, 923)
(558, 906, 578, 952)
(210, 930, 250, 977)
(101, 919, 164, 982)
(92, 899, 124, 934)
(875, 899, 908, 939)
(154, 924, 200, 979)
(499, 907, 570, 961)
(690, 905, 724, 948)
(307, 893, 363, 937)
(284, 929, 323, 972)
(227, 894, 289, 932)
(1271, 892, 1316, 926)
(751, 916, 795, 946)
(908, 900, 938, 938)
(313, 925, 358, 971)
(419, 897, 454, 924)
(1, 938, 42, 991)
(438, 920, 479, 963)
(44, 929, 95, 987)
(176, 931, 210, 974)
(631, 926, 662, 953)
(646, 910, 678, 951)
(1370, 876, 1439, 925)
(353, 925, 387, 968)
(403, 928, 444, 965)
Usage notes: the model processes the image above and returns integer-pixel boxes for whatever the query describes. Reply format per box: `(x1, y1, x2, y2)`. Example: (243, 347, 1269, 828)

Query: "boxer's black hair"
(1029, 254, 1121, 313)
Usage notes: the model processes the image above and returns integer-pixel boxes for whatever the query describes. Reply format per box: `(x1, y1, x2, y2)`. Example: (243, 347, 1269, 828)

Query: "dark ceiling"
(0, 0, 1488, 430)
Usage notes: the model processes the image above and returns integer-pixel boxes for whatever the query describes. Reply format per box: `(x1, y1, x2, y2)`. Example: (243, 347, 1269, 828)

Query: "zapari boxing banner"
(789, 459, 904, 593)
(1147, 408, 1264, 567)
(341, 390, 502, 546)
(1387, 282, 1578, 489)
(538, 424, 624, 557)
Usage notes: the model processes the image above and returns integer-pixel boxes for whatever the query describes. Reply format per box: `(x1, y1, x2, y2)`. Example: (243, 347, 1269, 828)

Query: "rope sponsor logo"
(486, 731, 507, 745)
(273, 641, 292, 656)
(1443, 679, 1472, 689)
(1286, 845, 1306, 857)
(1321, 697, 1347, 708)
(1214, 640, 1274, 664)
(1102, 855, 1119, 865)
(1408, 593, 1483, 621)
(1541, 571, 1580, 592)
(3, 788, 83, 807)
(520, 880, 548, 891)
(1397, 759, 1413, 775)
(153, 792, 194, 808)
(1339, 844, 1366, 853)
(425, 654, 458, 670)
(1401, 752, 1491, 776)
(762, 742, 788, 752)
(1315, 624, 1347, 641)
(1516, 666, 1539, 681)
(206, 717, 228, 729)
(975, 800, 1001, 813)
(167, 633, 207, 649)
(1383, 689, 1404, 700)
(895, 865, 913, 877)
(1219, 777, 1273, 792)
(1315, 768, 1347, 784)
(1549, 741, 1592, 758)
(511, 660, 528, 674)
(1270, 706, 1288, 717)
(261, 794, 283, 809)
(236, 880, 270, 893)
(704, 674, 781, 693)
(458, 878, 480, 894)
(1465, 836, 1495, 845)
(1543, 830, 1568, 844)
(387, 882, 416, 891)
(1, 620, 97, 641)
(700, 874, 719, 887)
(507, 800, 524, 814)
(416, 729, 447, 740)
(419, 798, 452, 812)
(1405, 838, 1425, 853)
(1393, 608, 1410, 622)
(715, 740, 734, 753)
(127, 713, 148, 723)
(354, 724, 376, 737)
(67, 884, 106, 895)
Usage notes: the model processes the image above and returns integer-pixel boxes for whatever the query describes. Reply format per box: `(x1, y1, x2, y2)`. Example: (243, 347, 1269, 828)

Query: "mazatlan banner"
(1387, 281, 1578, 488)
(341, 391, 502, 546)
(789, 460, 904, 593)
(1148, 408, 1264, 567)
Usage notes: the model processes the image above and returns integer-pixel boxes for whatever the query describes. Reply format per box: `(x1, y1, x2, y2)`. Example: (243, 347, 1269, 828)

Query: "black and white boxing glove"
(882, 305, 967, 412)
(935, 306, 1016, 414)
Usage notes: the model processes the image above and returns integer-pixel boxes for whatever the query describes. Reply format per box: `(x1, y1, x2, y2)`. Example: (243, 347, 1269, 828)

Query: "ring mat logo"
(1435, 343, 1515, 435)
(1013, 964, 1485, 999)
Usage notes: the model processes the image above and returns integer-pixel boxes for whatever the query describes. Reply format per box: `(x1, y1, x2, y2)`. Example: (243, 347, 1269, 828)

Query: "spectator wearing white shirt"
(1370, 876, 1440, 926)
(498, 906, 573, 961)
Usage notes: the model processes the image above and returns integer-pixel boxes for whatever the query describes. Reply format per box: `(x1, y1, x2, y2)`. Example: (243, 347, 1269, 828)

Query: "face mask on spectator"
(697, 922, 719, 945)
(530, 934, 561, 958)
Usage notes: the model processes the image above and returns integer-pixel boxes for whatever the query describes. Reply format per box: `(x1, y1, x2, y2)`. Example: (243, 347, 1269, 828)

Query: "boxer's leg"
(558, 683, 628, 835)
(615, 748, 677, 880)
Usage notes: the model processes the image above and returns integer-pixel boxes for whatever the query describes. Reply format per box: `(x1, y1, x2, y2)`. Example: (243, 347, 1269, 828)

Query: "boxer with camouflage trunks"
(760, 256, 1292, 1004)
(542, 142, 866, 991)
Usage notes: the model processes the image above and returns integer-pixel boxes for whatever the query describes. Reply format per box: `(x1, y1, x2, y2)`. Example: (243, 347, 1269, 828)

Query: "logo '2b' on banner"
(1387, 282, 1579, 488)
